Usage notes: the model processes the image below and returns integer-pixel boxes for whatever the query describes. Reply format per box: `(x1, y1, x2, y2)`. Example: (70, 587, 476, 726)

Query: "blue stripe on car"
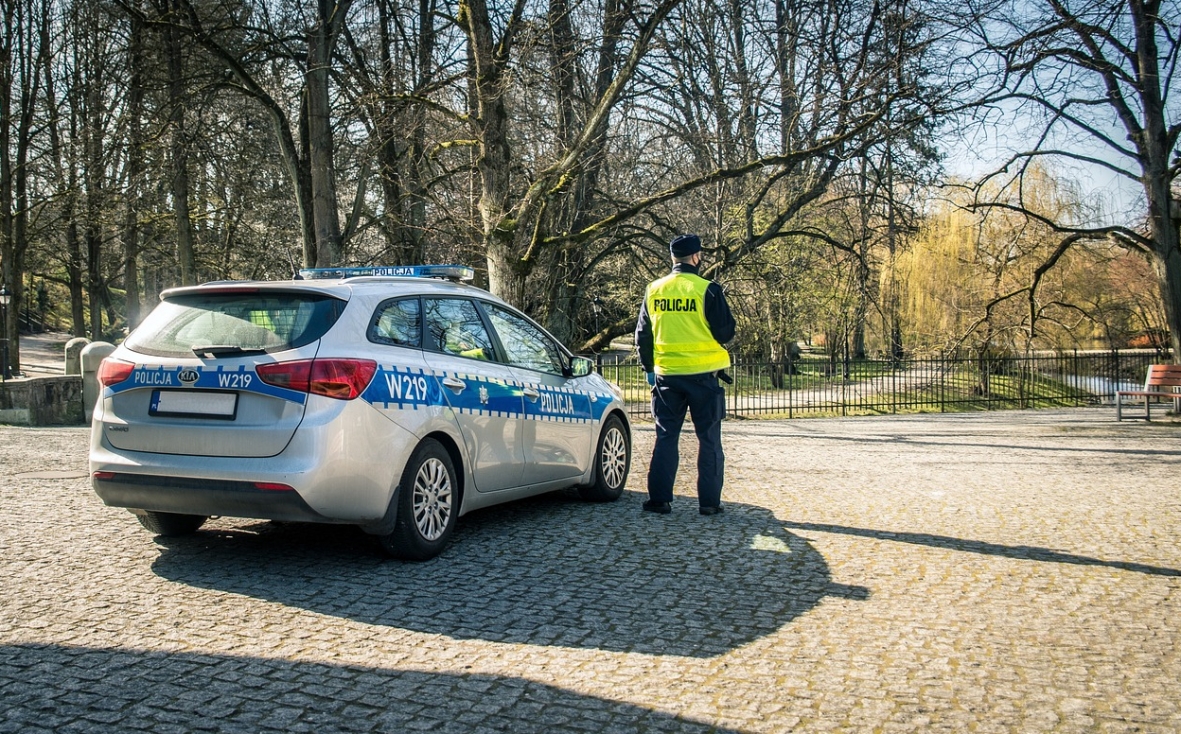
(362, 365, 612, 423)
(105, 365, 308, 404)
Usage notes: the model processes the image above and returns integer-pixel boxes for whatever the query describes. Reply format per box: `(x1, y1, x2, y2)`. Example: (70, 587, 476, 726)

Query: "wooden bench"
(1116, 364, 1181, 421)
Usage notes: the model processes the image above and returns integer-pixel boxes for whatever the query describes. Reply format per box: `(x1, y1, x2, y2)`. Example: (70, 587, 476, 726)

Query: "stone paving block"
(1, 412, 1180, 731)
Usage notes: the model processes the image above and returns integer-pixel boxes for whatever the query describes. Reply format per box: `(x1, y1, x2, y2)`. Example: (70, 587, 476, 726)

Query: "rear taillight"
(310, 359, 379, 399)
(97, 358, 135, 387)
(253, 482, 295, 491)
(257, 359, 376, 400)
(256, 360, 312, 392)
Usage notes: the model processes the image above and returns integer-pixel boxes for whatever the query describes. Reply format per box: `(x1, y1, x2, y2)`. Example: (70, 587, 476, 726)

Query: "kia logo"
(178, 369, 200, 385)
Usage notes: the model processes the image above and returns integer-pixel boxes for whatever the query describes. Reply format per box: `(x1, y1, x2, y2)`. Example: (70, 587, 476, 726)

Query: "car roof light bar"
(297, 265, 475, 282)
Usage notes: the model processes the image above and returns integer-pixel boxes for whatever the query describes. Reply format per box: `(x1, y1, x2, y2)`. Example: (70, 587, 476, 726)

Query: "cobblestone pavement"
(1, 407, 1179, 732)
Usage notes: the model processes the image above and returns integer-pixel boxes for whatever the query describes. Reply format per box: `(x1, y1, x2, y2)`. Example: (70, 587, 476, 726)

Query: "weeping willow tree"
(898, 167, 1165, 354)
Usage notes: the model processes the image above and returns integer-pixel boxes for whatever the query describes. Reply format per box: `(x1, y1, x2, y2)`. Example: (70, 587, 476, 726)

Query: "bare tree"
(121, 4, 146, 325)
(38, 0, 86, 336)
(603, 0, 948, 361)
(305, 0, 351, 266)
(124, 0, 354, 267)
(962, 0, 1181, 357)
(340, 0, 450, 265)
(0, 0, 49, 366)
(159, 0, 197, 284)
(458, 0, 682, 307)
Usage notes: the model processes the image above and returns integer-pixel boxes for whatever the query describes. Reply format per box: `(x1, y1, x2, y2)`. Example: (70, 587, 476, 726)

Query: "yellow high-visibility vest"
(645, 272, 731, 375)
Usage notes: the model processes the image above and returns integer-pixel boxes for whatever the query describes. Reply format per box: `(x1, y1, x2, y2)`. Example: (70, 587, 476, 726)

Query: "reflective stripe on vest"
(646, 272, 731, 375)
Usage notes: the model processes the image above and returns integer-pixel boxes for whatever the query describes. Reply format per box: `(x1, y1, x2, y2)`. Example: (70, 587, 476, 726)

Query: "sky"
(940, 101, 1150, 231)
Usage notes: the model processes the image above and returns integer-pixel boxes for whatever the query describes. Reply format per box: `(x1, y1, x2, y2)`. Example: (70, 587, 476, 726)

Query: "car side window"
(424, 298, 495, 361)
(370, 298, 421, 348)
(486, 305, 565, 375)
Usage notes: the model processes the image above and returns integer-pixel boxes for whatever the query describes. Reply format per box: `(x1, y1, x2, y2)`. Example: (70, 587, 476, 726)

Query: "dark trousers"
(647, 372, 725, 508)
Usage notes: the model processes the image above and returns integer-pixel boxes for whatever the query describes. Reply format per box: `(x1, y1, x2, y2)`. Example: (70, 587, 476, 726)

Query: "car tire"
(135, 511, 207, 536)
(579, 414, 629, 502)
(379, 439, 458, 561)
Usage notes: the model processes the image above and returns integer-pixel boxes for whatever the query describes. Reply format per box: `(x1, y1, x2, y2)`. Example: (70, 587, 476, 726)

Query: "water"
(1062, 374, 1141, 395)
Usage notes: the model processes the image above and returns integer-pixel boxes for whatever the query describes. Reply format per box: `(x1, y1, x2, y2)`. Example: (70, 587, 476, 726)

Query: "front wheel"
(135, 511, 207, 537)
(379, 439, 459, 561)
(579, 415, 630, 502)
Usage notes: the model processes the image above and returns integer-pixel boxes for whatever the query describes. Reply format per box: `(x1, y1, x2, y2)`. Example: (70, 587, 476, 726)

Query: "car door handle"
(523, 387, 540, 401)
(442, 377, 466, 392)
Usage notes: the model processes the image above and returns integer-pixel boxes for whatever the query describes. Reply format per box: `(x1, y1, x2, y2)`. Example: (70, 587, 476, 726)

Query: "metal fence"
(595, 350, 1170, 420)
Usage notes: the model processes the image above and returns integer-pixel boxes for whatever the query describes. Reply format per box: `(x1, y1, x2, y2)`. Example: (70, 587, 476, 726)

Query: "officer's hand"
(646, 372, 655, 387)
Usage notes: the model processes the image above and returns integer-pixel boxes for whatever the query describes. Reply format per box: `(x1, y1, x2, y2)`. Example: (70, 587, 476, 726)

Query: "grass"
(609, 360, 1103, 420)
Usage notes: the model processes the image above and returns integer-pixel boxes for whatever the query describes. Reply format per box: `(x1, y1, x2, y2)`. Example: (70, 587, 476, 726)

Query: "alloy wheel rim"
(601, 428, 627, 488)
(413, 457, 453, 541)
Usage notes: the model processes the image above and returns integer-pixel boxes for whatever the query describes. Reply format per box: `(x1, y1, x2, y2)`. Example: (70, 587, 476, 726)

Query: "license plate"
(150, 389, 238, 419)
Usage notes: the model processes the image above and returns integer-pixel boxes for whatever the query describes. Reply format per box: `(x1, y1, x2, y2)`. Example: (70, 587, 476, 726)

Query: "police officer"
(635, 233, 736, 515)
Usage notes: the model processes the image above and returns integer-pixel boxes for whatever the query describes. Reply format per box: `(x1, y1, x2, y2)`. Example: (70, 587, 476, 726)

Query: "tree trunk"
(0, 0, 16, 372)
(40, 6, 84, 337)
(9, 18, 36, 365)
(369, 0, 430, 265)
(775, 0, 800, 152)
(81, 24, 106, 340)
(306, 2, 346, 266)
(65, 97, 85, 337)
(123, 10, 145, 327)
(67, 220, 85, 337)
(1150, 204, 1181, 361)
(460, 0, 520, 300)
(165, 0, 196, 284)
(1124, 0, 1180, 362)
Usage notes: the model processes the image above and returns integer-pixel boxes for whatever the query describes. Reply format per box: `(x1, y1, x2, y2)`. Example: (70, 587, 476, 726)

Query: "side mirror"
(569, 356, 594, 377)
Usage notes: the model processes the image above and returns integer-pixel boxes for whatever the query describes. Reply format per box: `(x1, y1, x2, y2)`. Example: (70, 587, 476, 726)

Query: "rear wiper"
(191, 345, 268, 358)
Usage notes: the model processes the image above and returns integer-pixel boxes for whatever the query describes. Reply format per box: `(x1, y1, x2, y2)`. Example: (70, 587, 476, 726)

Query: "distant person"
(444, 321, 489, 360)
(635, 234, 735, 516)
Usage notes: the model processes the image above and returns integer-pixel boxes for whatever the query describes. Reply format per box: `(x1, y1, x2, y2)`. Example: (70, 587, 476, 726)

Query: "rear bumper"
(93, 472, 333, 523)
(88, 395, 425, 523)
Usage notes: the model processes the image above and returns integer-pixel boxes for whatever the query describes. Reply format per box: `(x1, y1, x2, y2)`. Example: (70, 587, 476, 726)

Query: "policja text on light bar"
(298, 265, 475, 281)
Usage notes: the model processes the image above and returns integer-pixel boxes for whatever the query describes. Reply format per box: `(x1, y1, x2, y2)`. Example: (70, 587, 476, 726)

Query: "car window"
(370, 298, 421, 348)
(126, 293, 344, 358)
(486, 305, 565, 374)
(424, 298, 495, 361)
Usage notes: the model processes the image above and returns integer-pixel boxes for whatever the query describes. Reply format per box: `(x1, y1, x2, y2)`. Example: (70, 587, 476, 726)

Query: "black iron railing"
(593, 350, 1169, 420)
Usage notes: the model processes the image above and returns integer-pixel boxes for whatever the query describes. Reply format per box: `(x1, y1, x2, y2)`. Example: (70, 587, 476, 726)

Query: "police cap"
(670, 234, 702, 257)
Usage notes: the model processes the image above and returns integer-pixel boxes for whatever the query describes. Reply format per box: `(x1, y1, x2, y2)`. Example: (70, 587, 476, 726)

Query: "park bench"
(1115, 364, 1181, 421)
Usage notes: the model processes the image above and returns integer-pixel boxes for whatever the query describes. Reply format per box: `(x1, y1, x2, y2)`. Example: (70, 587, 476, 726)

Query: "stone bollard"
(65, 337, 90, 375)
(80, 341, 116, 423)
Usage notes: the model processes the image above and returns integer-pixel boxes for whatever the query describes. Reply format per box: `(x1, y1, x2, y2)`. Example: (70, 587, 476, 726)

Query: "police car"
(89, 265, 631, 560)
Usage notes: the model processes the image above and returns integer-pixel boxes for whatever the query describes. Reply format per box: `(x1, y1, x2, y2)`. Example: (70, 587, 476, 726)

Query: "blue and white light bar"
(298, 264, 474, 282)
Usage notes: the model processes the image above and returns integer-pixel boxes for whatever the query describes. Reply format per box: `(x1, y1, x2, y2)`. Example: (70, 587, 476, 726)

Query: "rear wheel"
(135, 511, 207, 536)
(379, 439, 458, 561)
(579, 415, 629, 502)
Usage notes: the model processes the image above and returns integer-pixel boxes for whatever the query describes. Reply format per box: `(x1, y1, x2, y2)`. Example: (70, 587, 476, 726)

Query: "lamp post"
(0, 284, 10, 381)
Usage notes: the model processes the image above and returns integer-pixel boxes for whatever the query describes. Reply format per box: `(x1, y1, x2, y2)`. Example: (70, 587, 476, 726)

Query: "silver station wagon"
(90, 265, 631, 560)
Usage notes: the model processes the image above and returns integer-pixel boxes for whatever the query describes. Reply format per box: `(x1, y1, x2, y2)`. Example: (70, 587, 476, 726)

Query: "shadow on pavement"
(734, 428, 1181, 459)
(150, 492, 868, 658)
(0, 643, 742, 733)
(781, 520, 1181, 577)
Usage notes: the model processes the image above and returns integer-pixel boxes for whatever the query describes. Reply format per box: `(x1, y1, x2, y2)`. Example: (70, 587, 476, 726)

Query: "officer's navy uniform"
(635, 235, 736, 512)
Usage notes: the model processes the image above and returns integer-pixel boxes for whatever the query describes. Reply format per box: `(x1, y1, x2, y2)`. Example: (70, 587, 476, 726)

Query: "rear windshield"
(125, 292, 346, 358)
